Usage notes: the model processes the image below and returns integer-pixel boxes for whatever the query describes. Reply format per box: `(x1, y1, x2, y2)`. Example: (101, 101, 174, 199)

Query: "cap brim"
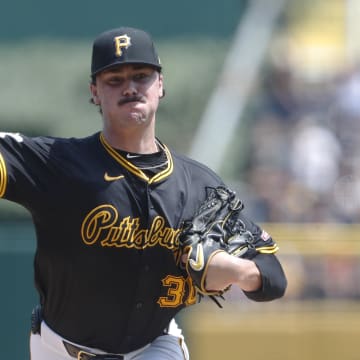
(92, 61, 162, 76)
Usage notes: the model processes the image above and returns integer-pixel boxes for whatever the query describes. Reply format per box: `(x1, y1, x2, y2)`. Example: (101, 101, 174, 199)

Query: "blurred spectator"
(242, 54, 360, 223)
(323, 256, 360, 299)
(289, 116, 342, 195)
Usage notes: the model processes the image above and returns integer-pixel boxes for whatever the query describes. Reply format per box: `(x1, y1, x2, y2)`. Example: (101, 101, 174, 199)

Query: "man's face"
(90, 64, 163, 128)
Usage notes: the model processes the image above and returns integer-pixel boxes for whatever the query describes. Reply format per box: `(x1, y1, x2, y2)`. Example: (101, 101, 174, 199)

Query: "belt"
(63, 341, 124, 360)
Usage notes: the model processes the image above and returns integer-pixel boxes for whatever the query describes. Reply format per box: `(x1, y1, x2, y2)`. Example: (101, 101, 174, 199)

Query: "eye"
(133, 72, 150, 82)
(107, 77, 124, 86)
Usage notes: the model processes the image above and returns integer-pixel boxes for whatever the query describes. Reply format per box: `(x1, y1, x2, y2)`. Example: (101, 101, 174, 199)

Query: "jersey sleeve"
(0, 132, 54, 207)
(238, 212, 279, 254)
(236, 209, 287, 300)
(243, 253, 287, 301)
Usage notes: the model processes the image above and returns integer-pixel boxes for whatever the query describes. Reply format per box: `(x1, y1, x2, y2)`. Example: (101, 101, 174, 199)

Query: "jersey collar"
(99, 132, 173, 184)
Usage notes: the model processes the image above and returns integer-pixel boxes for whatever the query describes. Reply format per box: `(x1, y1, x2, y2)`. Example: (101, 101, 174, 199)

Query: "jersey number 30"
(157, 275, 196, 307)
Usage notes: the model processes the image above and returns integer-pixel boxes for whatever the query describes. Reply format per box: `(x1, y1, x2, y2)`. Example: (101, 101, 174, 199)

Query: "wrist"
(233, 256, 262, 292)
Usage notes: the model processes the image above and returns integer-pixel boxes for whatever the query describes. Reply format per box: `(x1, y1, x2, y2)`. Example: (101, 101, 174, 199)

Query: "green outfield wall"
(0, 0, 247, 41)
(0, 221, 37, 358)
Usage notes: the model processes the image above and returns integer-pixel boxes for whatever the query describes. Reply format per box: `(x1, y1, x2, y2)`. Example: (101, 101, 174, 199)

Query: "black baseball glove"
(179, 186, 257, 305)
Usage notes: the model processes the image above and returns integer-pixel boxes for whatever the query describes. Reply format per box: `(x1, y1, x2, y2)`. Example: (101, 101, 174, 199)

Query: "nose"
(122, 79, 138, 96)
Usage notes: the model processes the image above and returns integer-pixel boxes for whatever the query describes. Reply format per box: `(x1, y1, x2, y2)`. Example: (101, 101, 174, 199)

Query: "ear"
(90, 83, 101, 105)
(158, 73, 164, 98)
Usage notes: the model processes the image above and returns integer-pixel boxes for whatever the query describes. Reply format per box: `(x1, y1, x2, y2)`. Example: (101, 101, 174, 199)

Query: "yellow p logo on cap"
(114, 35, 131, 57)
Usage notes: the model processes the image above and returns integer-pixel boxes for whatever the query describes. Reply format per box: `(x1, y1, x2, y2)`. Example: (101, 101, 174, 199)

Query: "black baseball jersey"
(0, 131, 283, 353)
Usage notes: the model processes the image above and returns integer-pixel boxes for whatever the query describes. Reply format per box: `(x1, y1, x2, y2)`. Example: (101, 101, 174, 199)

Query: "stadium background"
(0, 0, 359, 358)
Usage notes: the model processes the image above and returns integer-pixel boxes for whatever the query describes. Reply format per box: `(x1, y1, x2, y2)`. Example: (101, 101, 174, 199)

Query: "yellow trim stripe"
(257, 244, 279, 254)
(150, 144, 173, 184)
(99, 133, 173, 184)
(0, 152, 7, 197)
(100, 133, 149, 181)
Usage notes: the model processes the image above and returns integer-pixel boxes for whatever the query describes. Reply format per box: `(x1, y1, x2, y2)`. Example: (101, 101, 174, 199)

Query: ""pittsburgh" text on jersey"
(81, 204, 180, 250)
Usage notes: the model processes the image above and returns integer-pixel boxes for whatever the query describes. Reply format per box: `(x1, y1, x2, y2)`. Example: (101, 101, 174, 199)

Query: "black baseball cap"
(91, 27, 162, 77)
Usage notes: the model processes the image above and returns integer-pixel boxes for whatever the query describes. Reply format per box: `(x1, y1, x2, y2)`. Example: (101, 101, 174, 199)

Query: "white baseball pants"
(30, 319, 189, 360)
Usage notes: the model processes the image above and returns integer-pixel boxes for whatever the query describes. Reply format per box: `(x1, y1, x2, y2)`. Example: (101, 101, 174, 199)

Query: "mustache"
(118, 96, 146, 106)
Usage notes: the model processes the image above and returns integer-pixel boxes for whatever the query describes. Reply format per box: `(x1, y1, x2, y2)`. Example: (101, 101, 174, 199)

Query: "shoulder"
(0, 132, 56, 155)
(33, 132, 101, 157)
(47, 132, 100, 148)
(0, 132, 102, 167)
(0, 131, 99, 149)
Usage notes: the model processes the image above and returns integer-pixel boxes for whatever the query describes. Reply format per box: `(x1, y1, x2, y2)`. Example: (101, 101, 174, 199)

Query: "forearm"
(205, 251, 262, 292)
(205, 252, 287, 301)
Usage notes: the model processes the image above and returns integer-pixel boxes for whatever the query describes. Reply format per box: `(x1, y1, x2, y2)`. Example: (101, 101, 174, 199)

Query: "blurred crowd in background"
(231, 28, 360, 301)
(242, 52, 360, 224)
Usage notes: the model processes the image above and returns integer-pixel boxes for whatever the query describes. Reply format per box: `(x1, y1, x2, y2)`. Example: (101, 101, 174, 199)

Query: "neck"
(102, 127, 158, 154)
